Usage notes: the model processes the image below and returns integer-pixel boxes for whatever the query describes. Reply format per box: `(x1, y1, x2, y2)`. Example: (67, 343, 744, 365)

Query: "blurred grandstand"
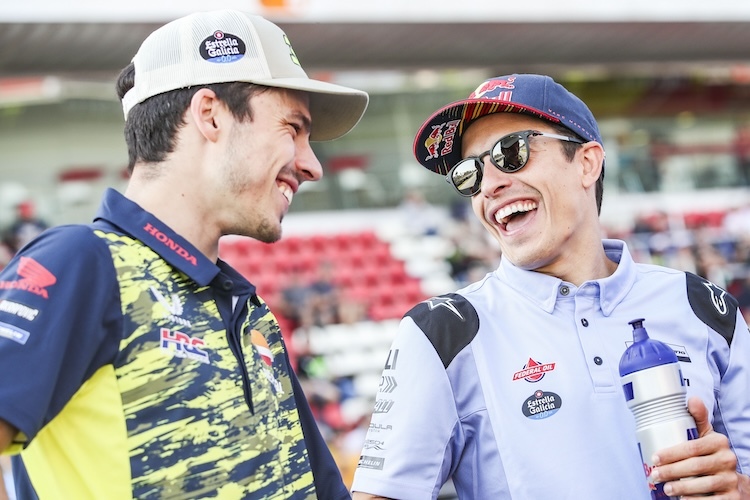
(2, 0, 750, 494)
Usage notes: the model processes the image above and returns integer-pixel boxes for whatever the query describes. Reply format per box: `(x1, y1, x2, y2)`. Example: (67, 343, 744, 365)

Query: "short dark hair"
(115, 62, 268, 172)
(548, 121, 605, 215)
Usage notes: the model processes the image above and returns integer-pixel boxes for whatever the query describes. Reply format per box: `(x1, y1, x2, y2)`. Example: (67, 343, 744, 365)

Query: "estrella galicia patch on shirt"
(0, 321, 30, 345)
(406, 293, 479, 369)
(522, 390, 562, 420)
(685, 272, 738, 347)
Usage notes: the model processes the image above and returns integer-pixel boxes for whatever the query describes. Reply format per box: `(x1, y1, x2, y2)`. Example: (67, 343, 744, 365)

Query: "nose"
(296, 140, 323, 182)
(477, 156, 512, 197)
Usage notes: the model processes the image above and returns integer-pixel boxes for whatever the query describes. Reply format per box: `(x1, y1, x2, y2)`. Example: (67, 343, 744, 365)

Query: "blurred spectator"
(443, 209, 501, 286)
(732, 123, 750, 185)
(278, 260, 366, 332)
(0, 241, 12, 272)
(307, 260, 342, 326)
(276, 266, 315, 331)
(398, 189, 441, 236)
(5, 200, 48, 254)
(724, 203, 750, 237)
(296, 352, 344, 438)
(734, 275, 750, 324)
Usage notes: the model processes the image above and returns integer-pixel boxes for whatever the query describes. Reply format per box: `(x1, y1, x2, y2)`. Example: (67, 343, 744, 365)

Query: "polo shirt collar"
(93, 188, 224, 287)
(495, 239, 636, 316)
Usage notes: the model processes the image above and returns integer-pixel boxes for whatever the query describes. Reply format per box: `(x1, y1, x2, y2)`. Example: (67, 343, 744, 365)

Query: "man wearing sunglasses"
(352, 74, 750, 499)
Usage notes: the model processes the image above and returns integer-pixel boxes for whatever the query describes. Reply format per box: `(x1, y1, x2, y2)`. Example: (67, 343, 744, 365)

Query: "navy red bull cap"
(413, 74, 603, 175)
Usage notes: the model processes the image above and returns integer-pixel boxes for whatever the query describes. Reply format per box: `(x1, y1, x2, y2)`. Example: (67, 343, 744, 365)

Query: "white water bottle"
(619, 318, 698, 500)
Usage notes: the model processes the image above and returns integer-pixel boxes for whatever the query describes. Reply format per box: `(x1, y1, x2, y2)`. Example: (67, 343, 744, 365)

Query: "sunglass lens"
(451, 159, 482, 196)
(492, 135, 529, 172)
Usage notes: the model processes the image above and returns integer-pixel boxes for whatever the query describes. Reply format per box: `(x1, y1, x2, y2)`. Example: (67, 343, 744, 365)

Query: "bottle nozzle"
(628, 318, 649, 343)
(629, 318, 644, 329)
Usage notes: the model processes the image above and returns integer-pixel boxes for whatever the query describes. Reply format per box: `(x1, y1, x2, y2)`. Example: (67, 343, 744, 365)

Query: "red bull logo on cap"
(424, 119, 460, 161)
(470, 76, 517, 99)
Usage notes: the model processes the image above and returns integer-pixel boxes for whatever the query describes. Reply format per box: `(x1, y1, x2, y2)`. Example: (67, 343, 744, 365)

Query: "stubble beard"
(253, 216, 283, 244)
(221, 138, 284, 243)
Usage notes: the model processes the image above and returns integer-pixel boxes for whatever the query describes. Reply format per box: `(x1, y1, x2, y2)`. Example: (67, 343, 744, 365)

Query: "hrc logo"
(160, 328, 209, 364)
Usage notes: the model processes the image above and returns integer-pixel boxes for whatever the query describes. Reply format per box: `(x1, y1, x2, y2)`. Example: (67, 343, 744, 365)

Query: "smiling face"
(213, 88, 322, 243)
(464, 112, 605, 281)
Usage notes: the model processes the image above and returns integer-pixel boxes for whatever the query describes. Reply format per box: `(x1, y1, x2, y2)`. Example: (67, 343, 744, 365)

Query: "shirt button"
(559, 285, 570, 296)
(594, 356, 603, 365)
(581, 318, 589, 327)
(222, 279, 233, 291)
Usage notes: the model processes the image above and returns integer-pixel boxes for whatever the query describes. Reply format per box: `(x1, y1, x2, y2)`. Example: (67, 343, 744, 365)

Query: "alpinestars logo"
(702, 281, 728, 315)
(0, 257, 57, 299)
(150, 286, 192, 327)
(426, 297, 464, 320)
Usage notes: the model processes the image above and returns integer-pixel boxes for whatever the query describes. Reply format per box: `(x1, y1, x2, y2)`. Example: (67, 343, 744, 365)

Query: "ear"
(579, 141, 605, 189)
(188, 88, 224, 143)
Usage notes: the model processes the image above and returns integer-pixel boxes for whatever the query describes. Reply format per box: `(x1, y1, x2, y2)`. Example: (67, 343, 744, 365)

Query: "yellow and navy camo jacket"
(0, 188, 349, 499)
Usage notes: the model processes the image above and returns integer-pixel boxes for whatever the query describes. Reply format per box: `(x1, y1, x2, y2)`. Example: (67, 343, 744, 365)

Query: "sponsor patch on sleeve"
(0, 321, 31, 345)
(405, 293, 480, 368)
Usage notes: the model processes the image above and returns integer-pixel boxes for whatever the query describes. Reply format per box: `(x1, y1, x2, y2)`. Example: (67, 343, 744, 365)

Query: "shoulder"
(404, 293, 480, 368)
(635, 265, 739, 346)
(684, 272, 738, 346)
(1, 225, 117, 296)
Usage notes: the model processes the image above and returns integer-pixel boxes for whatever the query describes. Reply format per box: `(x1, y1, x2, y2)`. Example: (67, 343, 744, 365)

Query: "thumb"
(687, 396, 712, 437)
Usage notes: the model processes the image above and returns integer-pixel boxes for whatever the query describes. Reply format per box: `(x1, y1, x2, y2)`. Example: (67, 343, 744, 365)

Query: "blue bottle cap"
(618, 318, 678, 377)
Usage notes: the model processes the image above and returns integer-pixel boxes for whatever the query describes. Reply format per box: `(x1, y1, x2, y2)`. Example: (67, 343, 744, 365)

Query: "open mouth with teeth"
(278, 182, 293, 205)
(494, 201, 538, 230)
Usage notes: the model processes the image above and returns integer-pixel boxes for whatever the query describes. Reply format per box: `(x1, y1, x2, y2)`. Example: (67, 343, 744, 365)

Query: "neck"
(125, 163, 220, 262)
(535, 231, 618, 287)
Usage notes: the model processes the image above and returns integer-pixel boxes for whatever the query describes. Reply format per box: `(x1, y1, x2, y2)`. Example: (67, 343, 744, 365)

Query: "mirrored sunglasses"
(447, 129, 585, 197)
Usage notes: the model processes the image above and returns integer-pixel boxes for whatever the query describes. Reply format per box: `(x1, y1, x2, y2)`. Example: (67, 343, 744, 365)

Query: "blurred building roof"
(1, 20, 750, 79)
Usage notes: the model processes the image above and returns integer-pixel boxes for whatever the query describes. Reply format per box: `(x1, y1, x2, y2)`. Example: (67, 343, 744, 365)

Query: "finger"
(653, 431, 729, 471)
(687, 396, 713, 437)
(662, 469, 740, 498)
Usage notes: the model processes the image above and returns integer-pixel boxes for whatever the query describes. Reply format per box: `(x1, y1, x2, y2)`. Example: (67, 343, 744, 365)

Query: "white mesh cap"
(121, 9, 369, 141)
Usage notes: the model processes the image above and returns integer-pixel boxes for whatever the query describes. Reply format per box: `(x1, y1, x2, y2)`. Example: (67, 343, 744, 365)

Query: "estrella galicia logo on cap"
(522, 390, 562, 420)
(200, 31, 246, 63)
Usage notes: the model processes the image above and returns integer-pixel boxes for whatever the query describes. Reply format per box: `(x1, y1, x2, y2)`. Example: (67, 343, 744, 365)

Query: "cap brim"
(251, 77, 369, 141)
(413, 98, 559, 175)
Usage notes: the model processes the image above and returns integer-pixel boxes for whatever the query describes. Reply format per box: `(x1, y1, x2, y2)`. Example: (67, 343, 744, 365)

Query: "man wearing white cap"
(0, 10, 367, 499)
